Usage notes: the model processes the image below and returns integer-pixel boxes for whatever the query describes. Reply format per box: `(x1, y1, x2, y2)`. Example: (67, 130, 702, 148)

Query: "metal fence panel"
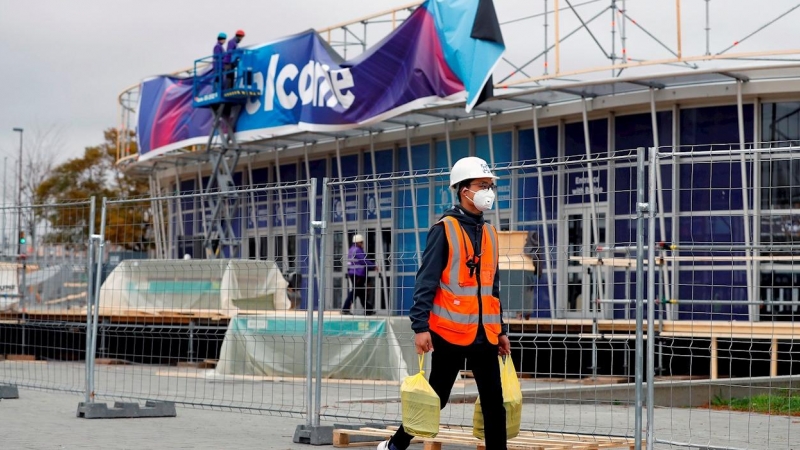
(651, 145, 800, 450)
(0, 199, 95, 395)
(88, 182, 316, 417)
(315, 152, 646, 441)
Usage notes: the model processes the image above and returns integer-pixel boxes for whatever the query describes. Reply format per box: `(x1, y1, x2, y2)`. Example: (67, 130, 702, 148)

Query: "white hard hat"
(449, 156, 498, 188)
(352, 234, 364, 243)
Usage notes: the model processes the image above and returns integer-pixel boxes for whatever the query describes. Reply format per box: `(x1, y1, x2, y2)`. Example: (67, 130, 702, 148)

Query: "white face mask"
(467, 188, 496, 211)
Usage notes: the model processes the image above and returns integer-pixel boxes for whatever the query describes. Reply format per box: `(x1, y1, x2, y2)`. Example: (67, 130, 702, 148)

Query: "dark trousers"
(342, 274, 374, 314)
(390, 332, 507, 450)
(223, 62, 237, 89)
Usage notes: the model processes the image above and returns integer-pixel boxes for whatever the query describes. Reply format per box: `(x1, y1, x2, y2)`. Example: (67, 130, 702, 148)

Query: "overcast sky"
(1, 0, 798, 169)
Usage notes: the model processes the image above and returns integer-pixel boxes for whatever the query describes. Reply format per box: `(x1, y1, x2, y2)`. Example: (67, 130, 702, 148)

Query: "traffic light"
(18, 231, 26, 245)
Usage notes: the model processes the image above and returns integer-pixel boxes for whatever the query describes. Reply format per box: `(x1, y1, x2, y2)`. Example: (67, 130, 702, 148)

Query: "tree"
(35, 128, 151, 250)
(20, 127, 59, 248)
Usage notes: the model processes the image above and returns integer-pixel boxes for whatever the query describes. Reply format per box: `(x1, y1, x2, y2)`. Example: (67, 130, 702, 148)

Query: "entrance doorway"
(560, 206, 607, 318)
(332, 227, 392, 314)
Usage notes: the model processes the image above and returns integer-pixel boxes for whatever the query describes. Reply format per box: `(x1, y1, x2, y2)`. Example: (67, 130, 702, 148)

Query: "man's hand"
(415, 332, 434, 354)
(498, 335, 511, 356)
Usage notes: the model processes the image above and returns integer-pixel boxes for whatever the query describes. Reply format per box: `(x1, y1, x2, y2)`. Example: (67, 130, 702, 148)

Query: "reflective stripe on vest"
(432, 303, 502, 325)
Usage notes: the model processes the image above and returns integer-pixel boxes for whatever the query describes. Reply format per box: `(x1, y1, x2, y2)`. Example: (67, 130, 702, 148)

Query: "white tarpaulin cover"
(215, 314, 414, 381)
(0, 262, 20, 311)
(98, 259, 291, 314)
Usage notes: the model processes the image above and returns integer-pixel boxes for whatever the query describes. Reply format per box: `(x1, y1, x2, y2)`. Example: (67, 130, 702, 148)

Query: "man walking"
(378, 156, 510, 450)
(342, 234, 377, 315)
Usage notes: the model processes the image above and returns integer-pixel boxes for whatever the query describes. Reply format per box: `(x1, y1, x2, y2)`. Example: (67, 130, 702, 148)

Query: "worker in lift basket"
(213, 32, 227, 90)
(223, 29, 245, 89)
(377, 156, 511, 450)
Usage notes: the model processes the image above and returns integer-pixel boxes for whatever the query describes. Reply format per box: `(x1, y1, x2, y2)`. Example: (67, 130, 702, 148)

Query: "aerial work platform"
(192, 49, 260, 108)
(191, 49, 262, 258)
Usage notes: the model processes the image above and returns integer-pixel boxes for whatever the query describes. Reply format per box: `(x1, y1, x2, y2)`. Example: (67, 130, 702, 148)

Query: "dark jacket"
(409, 205, 508, 343)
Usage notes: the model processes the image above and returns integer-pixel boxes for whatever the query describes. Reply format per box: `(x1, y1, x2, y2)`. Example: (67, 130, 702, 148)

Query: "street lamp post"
(12, 128, 23, 257)
(12, 127, 26, 353)
(2, 155, 7, 256)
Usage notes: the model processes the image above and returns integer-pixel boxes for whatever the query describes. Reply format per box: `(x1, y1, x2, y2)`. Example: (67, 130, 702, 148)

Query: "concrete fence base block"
(293, 424, 334, 446)
(0, 384, 20, 399)
(76, 401, 177, 419)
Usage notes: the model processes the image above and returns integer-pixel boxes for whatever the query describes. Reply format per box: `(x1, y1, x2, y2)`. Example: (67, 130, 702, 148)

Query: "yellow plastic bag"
(473, 356, 523, 440)
(400, 354, 440, 438)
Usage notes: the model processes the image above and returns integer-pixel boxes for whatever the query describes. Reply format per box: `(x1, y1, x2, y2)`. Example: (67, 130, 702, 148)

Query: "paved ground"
(0, 388, 318, 450)
(2, 360, 799, 449)
(3, 387, 799, 449)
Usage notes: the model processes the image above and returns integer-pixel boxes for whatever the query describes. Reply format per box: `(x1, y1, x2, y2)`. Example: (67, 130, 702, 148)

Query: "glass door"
(562, 207, 607, 318)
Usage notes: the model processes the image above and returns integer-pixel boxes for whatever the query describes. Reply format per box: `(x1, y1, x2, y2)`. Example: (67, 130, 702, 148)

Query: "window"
(680, 105, 753, 151)
(761, 102, 800, 210)
(274, 235, 296, 271)
(615, 112, 673, 151)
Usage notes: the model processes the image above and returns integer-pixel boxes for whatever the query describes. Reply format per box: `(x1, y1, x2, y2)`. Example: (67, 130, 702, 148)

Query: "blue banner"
(137, 1, 504, 160)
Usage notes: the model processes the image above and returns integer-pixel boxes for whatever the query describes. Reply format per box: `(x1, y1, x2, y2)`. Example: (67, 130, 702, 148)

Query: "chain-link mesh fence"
(86, 182, 317, 417)
(649, 145, 800, 450)
(4, 143, 798, 449)
(0, 199, 95, 395)
(312, 149, 647, 444)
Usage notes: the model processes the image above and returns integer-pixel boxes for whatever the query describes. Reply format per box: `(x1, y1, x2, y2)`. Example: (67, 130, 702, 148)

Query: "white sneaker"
(376, 441, 391, 450)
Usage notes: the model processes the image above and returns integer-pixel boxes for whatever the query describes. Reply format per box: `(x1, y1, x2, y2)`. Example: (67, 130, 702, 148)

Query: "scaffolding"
(113, 1, 800, 274)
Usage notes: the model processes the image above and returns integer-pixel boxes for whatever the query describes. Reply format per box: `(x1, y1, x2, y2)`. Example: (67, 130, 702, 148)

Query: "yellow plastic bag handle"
(418, 354, 425, 374)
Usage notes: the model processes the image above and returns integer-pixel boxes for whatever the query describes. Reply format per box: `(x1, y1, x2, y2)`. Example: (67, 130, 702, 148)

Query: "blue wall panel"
(476, 132, 512, 209)
(364, 149, 394, 176)
(395, 275, 417, 315)
(308, 158, 326, 194)
(614, 218, 673, 249)
(435, 138, 469, 169)
(615, 112, 673, 150)
(680, 105, 753, 149)
(677, 270, 749, 320)
(565, 119, 607, 157)
(396, 188, 430, 229)
(518, 126, 558, 165)
(251, 167, 269, 185)
(615, 165, 673, 215)
(679, 162, 747, 211)
(678, 216, 745, 245)
(398, 144, 431, 173)
(517, 174, 557, 222)
(275, 162, 297, 182)
(476, 132, 513, 163)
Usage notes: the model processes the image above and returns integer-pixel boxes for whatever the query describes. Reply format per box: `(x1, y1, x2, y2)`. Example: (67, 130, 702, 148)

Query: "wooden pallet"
(333, 426, 636, 449)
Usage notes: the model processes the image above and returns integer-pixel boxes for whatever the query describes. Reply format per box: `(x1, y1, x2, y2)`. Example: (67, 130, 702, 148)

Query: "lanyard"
(457, 222, 483, 278)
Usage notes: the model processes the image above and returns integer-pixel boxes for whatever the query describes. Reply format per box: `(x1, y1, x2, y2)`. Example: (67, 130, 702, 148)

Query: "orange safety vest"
(428, 216, 501, 346)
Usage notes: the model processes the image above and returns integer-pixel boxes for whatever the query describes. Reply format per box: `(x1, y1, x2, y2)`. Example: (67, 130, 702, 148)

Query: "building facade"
(141, 67, 800, 322)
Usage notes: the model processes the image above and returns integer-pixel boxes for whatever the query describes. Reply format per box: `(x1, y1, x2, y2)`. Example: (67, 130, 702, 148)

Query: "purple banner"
(137, 0, 504, 160)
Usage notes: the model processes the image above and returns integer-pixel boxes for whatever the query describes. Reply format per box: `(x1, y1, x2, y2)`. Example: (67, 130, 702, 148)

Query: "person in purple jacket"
(223, 29, 245, 89)
(212, 33, 226, 90)
(341, 234, 377, 315)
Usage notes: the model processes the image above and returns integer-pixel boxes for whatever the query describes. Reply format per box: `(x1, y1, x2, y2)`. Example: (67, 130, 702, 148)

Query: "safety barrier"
(313, 149, 646, 442)
(645, 145, 800, 450)
(2, 147, 798, 448)
(81, 181, 317, 417)
(0, 199, 96, 395)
